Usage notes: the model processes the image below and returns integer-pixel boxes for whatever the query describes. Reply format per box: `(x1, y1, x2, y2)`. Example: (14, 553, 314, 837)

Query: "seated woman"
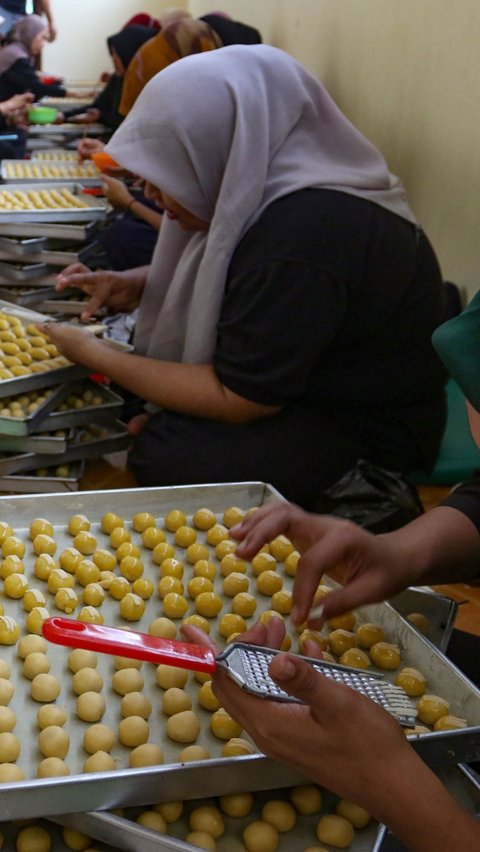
(45, 45, 447, 507)
(0, 14, 69, 101)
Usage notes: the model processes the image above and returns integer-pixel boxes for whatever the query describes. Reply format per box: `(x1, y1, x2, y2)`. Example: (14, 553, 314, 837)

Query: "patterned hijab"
(106, 45, 417, 366)
(0, 14, 47, 75)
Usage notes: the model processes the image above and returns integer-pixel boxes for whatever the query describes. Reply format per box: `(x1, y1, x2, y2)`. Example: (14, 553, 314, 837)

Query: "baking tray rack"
(27, 122, 108, 137)
(0, 284, 73, 308)
(1, 160, 101, 185)
(0, 220, 99, 241)
(0, 458, 84, 493)
(0, 182, 108, 222)
(0, 237, 101, 267)
(0, 482, 477, 822)
(0, 425, 72, 454)
(0, 258, 48, 280)
(31, 149, 84, 161)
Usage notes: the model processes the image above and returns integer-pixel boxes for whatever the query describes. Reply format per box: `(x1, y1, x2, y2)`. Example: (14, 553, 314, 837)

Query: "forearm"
(379, 505, 480, 586)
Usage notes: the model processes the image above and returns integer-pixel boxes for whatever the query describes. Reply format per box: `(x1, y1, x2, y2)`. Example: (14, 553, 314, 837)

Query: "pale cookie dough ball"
(38, 725, 70, 759)
(243, 820, 279, 852)
(129, 743, 164, 767)
(0, 705, 16, 732)
(31, 673, 60, 702)
(83, 724, 116, 754)
(68, 649, 98, 673)
(76, 692, 106, 722)
(0, 658, 10, 677)
(121, 692, 152, 720)
(162, 687, 192, 716)
(210, 708, 242, 740)
(18, 634, 47, 659)
(336, 799, 371, 828)
(185, 832, 216, 851)
(0, 762, 24, 781)
(136, 811, 167, 833)
(190, 805, 224, 839)
(61, 827, 91, 850)
(289, 785, 323, 815)
(179, 744, 211, 762)
(316, 814, 355, 848)
(16, 825, 52, 852)
(118, 715, 149, 747)
(72, 667, 103, 695)
(198, 680, 221, 712)
(219, 792, 254, 818)
(155, 664, 188, 690)
(153, 801, 183, 822)
(369, 642, 401, 670)
(354, 623, 385, 650)
(37, 705, 67, 729)
(221, 737, 256, 757)
(22, 652, 50, 680)
(112, 667, 144, 696)
(394, 667, 427, 697)
(416, 694, 450, 726)
(0, 677, 14, 705)
(0, 730, 20, 761)
(37, 757, 70, 778)
(166, 710, 200, 743)
(83, 750, 116, 773)
(113, 655, 142, 671)
(261, 800, 297, 832)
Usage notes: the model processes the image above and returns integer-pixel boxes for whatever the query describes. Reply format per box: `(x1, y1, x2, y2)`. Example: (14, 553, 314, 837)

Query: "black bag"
(311, 459, 424, 533)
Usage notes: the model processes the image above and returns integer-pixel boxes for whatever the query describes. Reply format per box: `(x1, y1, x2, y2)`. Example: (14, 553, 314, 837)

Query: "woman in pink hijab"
(0, 14, 65, 100)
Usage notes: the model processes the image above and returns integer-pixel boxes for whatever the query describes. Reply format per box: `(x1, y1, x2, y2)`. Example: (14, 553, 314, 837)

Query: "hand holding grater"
(43, 617, 417, 726)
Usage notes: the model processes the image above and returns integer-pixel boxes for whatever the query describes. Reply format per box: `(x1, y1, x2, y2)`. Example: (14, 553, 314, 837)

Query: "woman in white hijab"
(47, 45, 446, 506)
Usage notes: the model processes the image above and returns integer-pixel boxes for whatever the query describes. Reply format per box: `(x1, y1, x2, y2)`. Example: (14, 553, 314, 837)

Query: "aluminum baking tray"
(0, 383, 64, 436)
(0, 235, 48, 255)
(0, 221, 98, 241)
(0, 426, 71, 454)
(0, 240, 101, 267)
(0, 482, 477, 821)
(31, 149, 83, 161)
(1, 160, 101, 186)
(0, 283, 58, 307)
(0, 458, 84, 493)
(0, 182, 108, 222)
(0, 259, 48, 280)
(0, 818, 113, 851)
(36, 379, 124, 430)
(389, 587, 458, 653)
(27, 123, 108, 136)
(36, 298, 107, 318)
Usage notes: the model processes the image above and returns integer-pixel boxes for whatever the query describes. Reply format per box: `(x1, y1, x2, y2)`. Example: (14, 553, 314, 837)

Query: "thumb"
(269, 653, 339, 722)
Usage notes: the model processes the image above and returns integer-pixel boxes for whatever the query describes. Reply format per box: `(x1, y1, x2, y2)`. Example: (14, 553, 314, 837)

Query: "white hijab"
(106, 44, 417, 365)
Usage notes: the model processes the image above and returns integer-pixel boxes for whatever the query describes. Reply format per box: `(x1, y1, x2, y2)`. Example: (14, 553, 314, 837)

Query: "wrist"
(126, 198, 137, 214)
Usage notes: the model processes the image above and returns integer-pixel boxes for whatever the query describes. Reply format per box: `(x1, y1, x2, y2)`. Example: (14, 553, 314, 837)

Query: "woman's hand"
(37, 323, 104, 367)
(77, 137, 104, 162)
(56, 264, 144, 321)
(101, 175, 134, 210)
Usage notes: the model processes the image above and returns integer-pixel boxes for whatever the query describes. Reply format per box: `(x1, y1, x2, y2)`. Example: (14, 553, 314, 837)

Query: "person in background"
(0, 14, 68, 101)
(0, 87, 32, 156)
(199, 12, 262, 46)
(0, 0, 56, 40)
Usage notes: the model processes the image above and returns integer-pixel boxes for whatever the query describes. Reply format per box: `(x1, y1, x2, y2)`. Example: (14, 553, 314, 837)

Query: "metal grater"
(216, 642, 418, 726)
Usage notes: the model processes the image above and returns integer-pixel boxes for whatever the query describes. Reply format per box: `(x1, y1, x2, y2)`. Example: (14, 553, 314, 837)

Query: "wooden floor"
(78, 466, 480, 638)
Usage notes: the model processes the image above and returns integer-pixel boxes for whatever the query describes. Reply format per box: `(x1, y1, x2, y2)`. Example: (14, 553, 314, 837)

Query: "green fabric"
(432, 290, 480, 413)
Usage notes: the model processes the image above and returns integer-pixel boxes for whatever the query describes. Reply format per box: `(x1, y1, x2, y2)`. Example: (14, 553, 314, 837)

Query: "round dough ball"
(121, 691, 152, 719)
(78, 605, 103, 625)
(185, 832, 216, 851)
(73, 531, 97, 555)
(339, 647, 370, 669)
(117, 541, 141, 563)
(75, 559, 100, 587)
(222, 572, 249, 597)
(243, 820, 279, 852)
(394, 667, 427, 697)
(4, 572, 29, 598)
(193, 507, 216, 530)
(68, 649, 98, 673)
(132, 511, 156, 532)
(23, 588, 47, 612)
(407, 612, 430, 635)
(18, 634, 47, 660)
(59, 547, 83, 574)
(162, 592, 189, 619)
(112, 668, 144, 696)
(38, 725, 70, 758)
(155, 664, 188, 690)
(0, 762, 24, 781)
(433, 714, 468, 731)
(162, 687, 192, 716)
(132, 578, 154, 600)
(83, 724, 116, 754)
(289, 784, 323, 815)
(190, 805, 224, 839)
(152, 542, 175, 564)
(369, 642, 401, 670)
(223, 506, 245, 528)
(179, 744, 211, 762)
(113, 655, 142, 671)
(142, 526, 166, 549)
(136, 811, 167, 833)
(183, 614, 211, 634)
(72, 667, 103, 695)
(219, 613, 247, 639)
(153, 801, 183, 822)
(327, 629, 356, 657)
(219, 793, 254, 818)
(220, 554, 247, 577)
(2, 535, 25, 558)
(101, 512, 124, 534)
(166, 710, 200, 743)
(261, 800, 296, 832)
(0, 705, 16, 732)
(82, 582, 105, 607)
(61, 827, 91, 850)
(193, 560, 216, 581)
(158, 576, 184, 600)
(354, 622, 385, 649)
(119, 592, 145, 622)
(416, 694, 450, 725)
(221, 737, 256, 757)
(327, 611, 356, 631)
(174, 525, 196, 548)
(83, 750, 116, 773)
(0, 553, 24, 579)
(186, 543, 209, 565)
(16, 826, 52, 852)
(67, 514, 91, 536)
(22, 652, 50, 680)
(34, 554, 57, 581)
(198, 680, 221, 712)
(30, 518, 54, 540)
(316, 814, 355, 848)
(37, 705, 67, 730)
(76, 692, 106, 722)
(336, 799, 371, 828)
(0, 677, 15, 705)
(251, 552, 276, 576)
(0, 658, 10, 677)
(210, 708, 242, 740)
(0, 730, 20, 761)
(92, 549, 116, 572)
(118, 715, 149, 747)
(129, 743, 164, 767)
(187, 576, 213, 599)
(32, 533, 57, 557)
(37, 757, 70, 778)
(195, 592, 222, 618)
(256, 571, 283, 597)
(120, 556, 144, 582)
(26, 607, 50, 635)
(31, 673, 60, 703)
(284, 550, 300, 577)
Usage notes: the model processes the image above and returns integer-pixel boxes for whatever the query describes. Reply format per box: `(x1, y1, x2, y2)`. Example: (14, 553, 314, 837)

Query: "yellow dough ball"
(271, 589, 292, 615)
(222, 573, 249, 597)
(0, 730, 20, 762)
(163, 592, 189, 619)
(55, 587, 79, 614)
(269, 535, 294, 561)
(92, 549, 116, 572)
(394, 667, 427, 697)
(198, 680, 221, 712)
(251, 552, 276, 576)
(118, 715, 150, 747)
(83, 724, 116, 754)
(109, 576, 131, 600)
(0, 762, 24, 781)
(72, 667, 103, 695)
(289, 784, 323, 815)
(222, 506, 245, 528)
(220, 554, 247, 577)
(113, 655, 142, 671)
(193, 560, 217, 581)
(243, 820, 279, 852)
(219, 792, 254, 818)
(136, 810, 167, 833)
(82, 582, 105, 607)
(120, 555, 144, 582)
(132, 511, 155, 532)
(149, 617, 177, 639)
(165, 509, 187, 532)
(174, 525, 197, 548)
(152, 542, 175, 564)
(0, 553, 25, 579)
(336, 799, 371, 828)
(101, 512, 124, 534)
(0, 521, 13, 543)
(162, 687, 192, 716)
(369, 641, 401, 670)
(67, 514, 91, 536)
(37, 705, 67, 729)
(0, 705, 16, 731)
(219, 613, 247, 638)
(32, 534, 57, 556)
(73, 531, 97, 555)
(4, 572, 28, 599)
(193, 507, 216, 530)
(0, 615, 20, 644)
(327, 611, 356, 631)
(339, 647, 371, 669)
(215, 540, 236, 560)
(110, 527, 131, 549)
(18, 634, 47, 659)
(76, 692, 106, 722)
(37, 757, 70, 778)
(433, 714, 468, 731)
(68, 649, 98, 673)
(256, 570, 283, 596)
(119, 592, 145, 622)
(406, 612, 430, 635)
(284, 550, 300, 577)
(132, 577, 154, 600)
(187, 576, 213, 599)
(2, 535, 25, 558)
(22, 652, 50, 680)
(16, 826, 52, 852)
(23, 588, 47, 612)
(78, 605, 103, 625)
(61, 827, 91, 850)
(152, 800, 183, 822)
(38, 725, 70, 758)
(195, 592, 222, 618)
(262, 800, 297, 832)
(26, 607, 49, 635)
(83, 750, 116, 773)
(158, 575, 184, 600)
(221, 737, 256, 757)
(179, 744, 211, 762)
(75, 559, 101, 587)
(0, 659, 9, 678)
(112, 667, 144, 696)
(121, 691, 152, 719)
(210, 708, 242, 740)
(328, 629, 356, 657)
(186, 542, 210, 564)
(354, 622, 385, 649)
(190, 805, 225, 839)
(416, 694, 450, 725)
(129, 743, 164, 767)
(206, 523, 229, 546)
(160, 557, 184, 579)
(183, 613, 211, 633)
(316, 814, 355, 848)
(0, 677, 14, 705)
(47, 568, 74, 594)
(185, 832, 216, 851)
(142, 526, 166, 549)
(166, 710, 200, 743)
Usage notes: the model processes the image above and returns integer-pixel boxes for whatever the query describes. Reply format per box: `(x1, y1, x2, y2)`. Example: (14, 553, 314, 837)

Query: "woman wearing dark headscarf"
(199, 13, 262, 45)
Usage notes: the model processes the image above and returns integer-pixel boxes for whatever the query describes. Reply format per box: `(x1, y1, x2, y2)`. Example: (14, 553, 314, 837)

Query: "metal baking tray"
(0, 383, 65, 436)
(0, 426, 71, 454)
(36, 298, 107, 317)
(389, 587, 458, 653)
(0, 459, 84, 493)
(0, 220, 98, 242)
(0, 283, 58, 307)
(27, 123, 108, 136)
(39, 97, 94, 108)
(0, 482, 477, 821)
(0, 240, 101, 267)
(36, 379, 124, 431)
(0, 182, 108, 222)
(31, 149, 83, 161)
(1, 160, 101, 185)
(0, 818, 113, 851)
(0, 235, 48, 255)
(0, 259, 48, 280)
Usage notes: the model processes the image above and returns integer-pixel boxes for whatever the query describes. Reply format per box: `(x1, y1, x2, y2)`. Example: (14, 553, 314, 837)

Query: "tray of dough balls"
(0, 182, 108, 222)
(0, 482, 477, 821)
(0, 220, 99, 243)
(0, 236, 103, 268)
(0, 283, 60, 309)
(31, 149, 85, 161)
(27, 123, 108, 137)
(1, 160, 101, 185)
(0, 818, 115, 852)
(0, 459, 84, 493)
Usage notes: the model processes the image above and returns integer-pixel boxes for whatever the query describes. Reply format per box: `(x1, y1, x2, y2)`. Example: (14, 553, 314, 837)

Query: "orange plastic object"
(92, 151, 120, 172)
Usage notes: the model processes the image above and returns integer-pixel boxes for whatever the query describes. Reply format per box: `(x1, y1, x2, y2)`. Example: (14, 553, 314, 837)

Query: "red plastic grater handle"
(42, 616, 217, 673)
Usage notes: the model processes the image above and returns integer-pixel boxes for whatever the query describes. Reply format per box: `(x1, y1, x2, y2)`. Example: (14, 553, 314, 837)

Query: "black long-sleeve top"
(0, 57, 65, 101)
